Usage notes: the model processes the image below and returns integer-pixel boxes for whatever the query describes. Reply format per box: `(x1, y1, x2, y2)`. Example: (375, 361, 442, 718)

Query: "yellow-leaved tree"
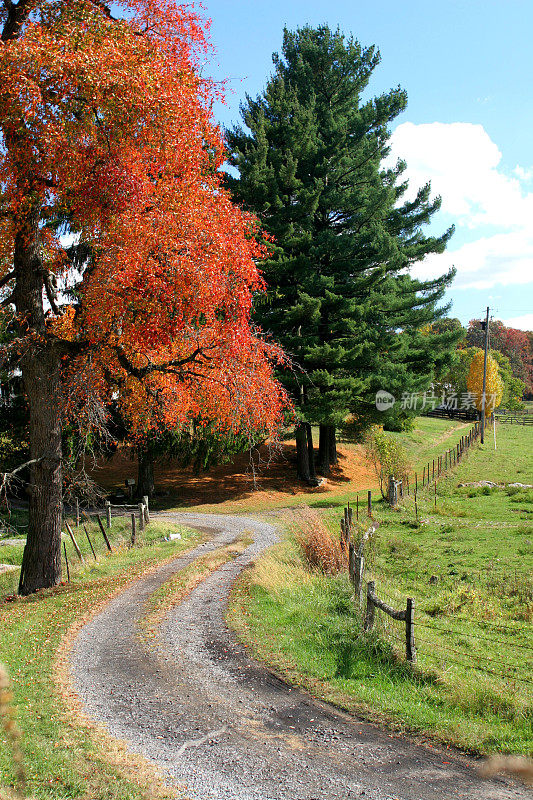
(467, 351, 503, 416)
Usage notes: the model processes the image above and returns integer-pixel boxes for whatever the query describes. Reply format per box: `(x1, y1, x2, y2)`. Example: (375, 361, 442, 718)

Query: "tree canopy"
(466, 319, 532, 397)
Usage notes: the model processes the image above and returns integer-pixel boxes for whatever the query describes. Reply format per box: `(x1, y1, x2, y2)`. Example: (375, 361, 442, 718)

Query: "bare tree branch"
(114, 345, 207, 379)
(0, 271, 15, 290)
(1, 0, 33, 41)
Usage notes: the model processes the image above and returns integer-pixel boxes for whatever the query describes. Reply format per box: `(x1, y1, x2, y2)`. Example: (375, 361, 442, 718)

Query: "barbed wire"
(414, 636, 531, 681)
(420, 650, 533, 686)
(423, 614, 531, 632)
(414, 620, 532, 650)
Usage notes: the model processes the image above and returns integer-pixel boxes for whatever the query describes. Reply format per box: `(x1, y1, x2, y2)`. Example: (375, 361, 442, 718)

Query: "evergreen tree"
(226, 25, 457, 478)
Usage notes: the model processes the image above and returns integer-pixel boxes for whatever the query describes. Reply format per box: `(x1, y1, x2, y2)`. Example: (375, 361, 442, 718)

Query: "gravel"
(70, 512, 528, 800)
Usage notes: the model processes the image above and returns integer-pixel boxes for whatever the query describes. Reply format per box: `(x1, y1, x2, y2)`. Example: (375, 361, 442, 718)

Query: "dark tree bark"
(15, 208, 63, 595)
(328, 424, 338, 466)
(295, 422, 311, 483)
(137, 447, 155, 499)
(317, 423, 337, 475)
(295, 422, 319, 485)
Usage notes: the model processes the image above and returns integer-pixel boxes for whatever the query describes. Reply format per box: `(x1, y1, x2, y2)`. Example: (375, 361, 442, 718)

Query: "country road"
(70, 512, 529, 800)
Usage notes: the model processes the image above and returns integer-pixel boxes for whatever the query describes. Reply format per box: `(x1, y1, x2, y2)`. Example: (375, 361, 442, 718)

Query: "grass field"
(228, 419, 533, 755)
(0, 516, 202, 800)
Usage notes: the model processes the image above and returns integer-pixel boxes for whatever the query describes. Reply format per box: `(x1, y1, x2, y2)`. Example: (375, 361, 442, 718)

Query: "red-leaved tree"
(0, 0, 288, 594)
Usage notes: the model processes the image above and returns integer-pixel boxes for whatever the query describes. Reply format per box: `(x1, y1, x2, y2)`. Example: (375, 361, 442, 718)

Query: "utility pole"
(480, 306, 490, 444)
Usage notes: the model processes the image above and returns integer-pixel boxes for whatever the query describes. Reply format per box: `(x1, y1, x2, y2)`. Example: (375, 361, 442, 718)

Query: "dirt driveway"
(70, 512, 528, 800)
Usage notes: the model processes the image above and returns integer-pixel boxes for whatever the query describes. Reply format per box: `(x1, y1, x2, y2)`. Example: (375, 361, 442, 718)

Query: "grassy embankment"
(0, 514, 204, 800)
(228, 419, 533, 755)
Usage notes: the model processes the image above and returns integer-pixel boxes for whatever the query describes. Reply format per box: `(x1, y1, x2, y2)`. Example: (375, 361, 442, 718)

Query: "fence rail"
(60, 496, 151, 576)
(494, 413, 533, 425)
(364, 580, 416, 663)
(424, 407, 478, 421)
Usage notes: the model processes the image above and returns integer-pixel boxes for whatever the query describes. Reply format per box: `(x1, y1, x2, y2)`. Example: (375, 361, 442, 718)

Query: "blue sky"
(199, 0, 533, 330)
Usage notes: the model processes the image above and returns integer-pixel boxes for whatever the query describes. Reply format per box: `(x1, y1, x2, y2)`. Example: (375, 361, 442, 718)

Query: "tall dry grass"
(287, 507, 347, 574)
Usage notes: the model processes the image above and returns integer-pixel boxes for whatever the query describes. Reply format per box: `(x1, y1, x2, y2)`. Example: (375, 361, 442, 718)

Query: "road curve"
(70, 512, 528, 800)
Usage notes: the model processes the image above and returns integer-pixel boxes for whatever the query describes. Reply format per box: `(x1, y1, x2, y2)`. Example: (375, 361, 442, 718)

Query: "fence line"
(382, 421, 482, 510)
(336, 490, 532, 686)
(61, 495, 152, 577)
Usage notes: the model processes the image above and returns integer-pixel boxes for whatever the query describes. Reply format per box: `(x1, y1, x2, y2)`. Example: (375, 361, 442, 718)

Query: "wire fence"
(338, 498, 533, 690)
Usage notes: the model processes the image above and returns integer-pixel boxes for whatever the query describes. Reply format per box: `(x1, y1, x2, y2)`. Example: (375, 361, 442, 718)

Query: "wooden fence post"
(364, 580, 375, 631)
(340, 518, 347, 551)
(138, 503, 145, 532)
(75, 498, 80, 528)
(105, 501, 112, 529)
(348, 542, 355, 582)
(142, 496, 150, 523)
(65, 521, 84, 563)
(356, 494, 359, 520)
(83, 525, 97, 560)
(131, 513, 136, 546)
(388, 474, 397, 507)
(367, 490, 372, 517)
(96, 514, 112, 551)
(406, 597, 416, 663)
(354, 555, 365, 609)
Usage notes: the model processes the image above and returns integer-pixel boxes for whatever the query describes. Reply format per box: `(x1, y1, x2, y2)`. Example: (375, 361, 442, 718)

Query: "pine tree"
(226, 25, 457, 477)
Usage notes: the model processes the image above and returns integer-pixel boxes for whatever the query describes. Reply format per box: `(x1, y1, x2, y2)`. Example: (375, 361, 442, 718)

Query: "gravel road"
(70, 512, 529, 800)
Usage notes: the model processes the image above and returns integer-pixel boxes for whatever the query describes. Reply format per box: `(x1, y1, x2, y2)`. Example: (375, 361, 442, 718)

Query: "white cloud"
(514, 165, 533, 182)
(501, 314, 533, 331)
(386, 122, 533, 290)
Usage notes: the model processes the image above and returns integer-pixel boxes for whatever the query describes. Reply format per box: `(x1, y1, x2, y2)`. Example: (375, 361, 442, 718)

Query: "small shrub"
(289, 507, 347, 575)
(363, 425, 409, 499)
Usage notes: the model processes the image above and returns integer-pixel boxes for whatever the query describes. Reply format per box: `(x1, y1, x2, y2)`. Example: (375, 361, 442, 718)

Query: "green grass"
(388, 415, 468, 475)
(0, 517, 202, 800)
(228, 421, 533, 755)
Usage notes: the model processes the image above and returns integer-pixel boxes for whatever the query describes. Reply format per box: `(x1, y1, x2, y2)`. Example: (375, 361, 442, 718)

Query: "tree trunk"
(317, 423, 337, 474)
(306, 423, 316, 481)
(295, 423, 311, 483)
(328, 424, 338, 466)
(137, 447, 155, 499)
(16, 209, 63, 595)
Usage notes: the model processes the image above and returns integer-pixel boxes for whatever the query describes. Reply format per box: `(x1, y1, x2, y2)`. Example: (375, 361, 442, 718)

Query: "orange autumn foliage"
(0, 0, 289, 439)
